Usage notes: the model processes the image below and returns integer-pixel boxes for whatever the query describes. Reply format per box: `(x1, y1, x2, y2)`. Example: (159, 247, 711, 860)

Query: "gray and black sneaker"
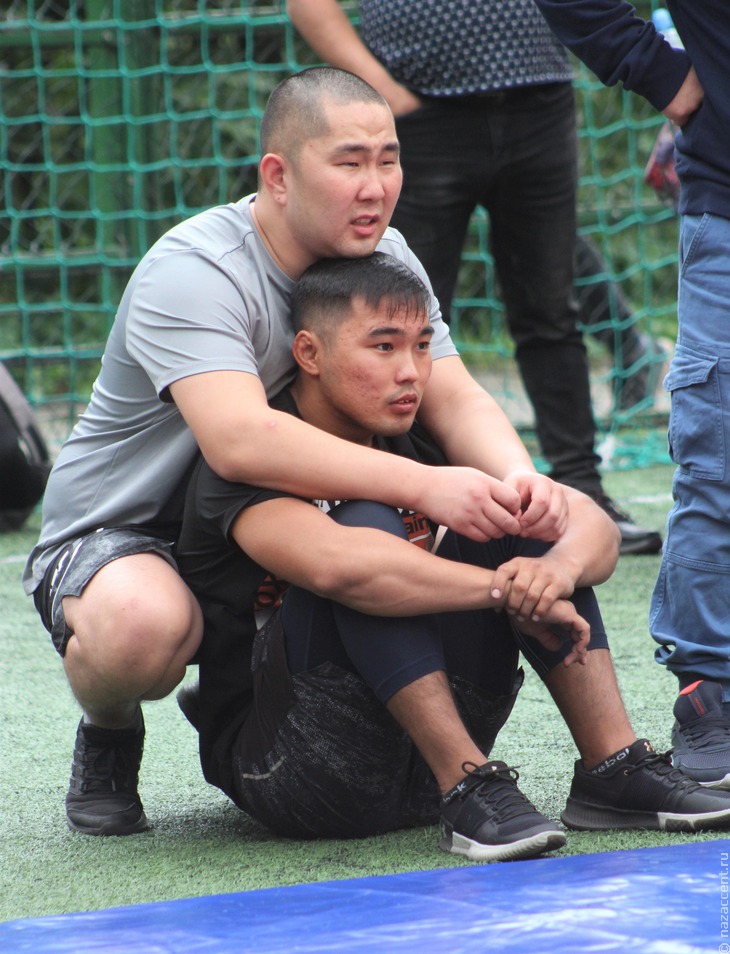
(671, 680, 730, 789)
(66, 711, 149, 836)
(562, 738, 730, 832)
(439, 761, 566, 863)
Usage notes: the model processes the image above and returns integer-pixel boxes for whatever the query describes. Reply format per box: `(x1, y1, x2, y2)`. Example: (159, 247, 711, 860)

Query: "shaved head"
(260, 67, 389, 162)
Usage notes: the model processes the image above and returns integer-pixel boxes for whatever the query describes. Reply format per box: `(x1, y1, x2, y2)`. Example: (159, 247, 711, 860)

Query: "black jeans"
(393, 83, 602, 494)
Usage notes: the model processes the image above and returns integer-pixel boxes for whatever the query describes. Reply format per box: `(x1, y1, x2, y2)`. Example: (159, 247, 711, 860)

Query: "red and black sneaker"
(671, 680, 730, 789)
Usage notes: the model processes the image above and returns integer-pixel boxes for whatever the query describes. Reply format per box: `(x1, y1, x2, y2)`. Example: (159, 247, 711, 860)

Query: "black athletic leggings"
(280, 501, 608, 703)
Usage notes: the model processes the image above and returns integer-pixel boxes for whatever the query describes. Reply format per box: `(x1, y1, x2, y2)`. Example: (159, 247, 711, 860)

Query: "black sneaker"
(671, 680, 730, 789)
(593, 492, 663, 556)
(439, 761, 566, 862)
(562, 738, 730, 832)
(66, 712, 150, 836)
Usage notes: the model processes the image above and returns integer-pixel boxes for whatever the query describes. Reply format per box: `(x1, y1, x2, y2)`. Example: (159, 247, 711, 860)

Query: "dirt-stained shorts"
(33, 528, 176, 655)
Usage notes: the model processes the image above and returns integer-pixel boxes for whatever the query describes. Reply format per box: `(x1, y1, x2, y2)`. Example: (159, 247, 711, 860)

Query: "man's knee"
(328, 500, 407, 538)
(62, 554, 202, 683)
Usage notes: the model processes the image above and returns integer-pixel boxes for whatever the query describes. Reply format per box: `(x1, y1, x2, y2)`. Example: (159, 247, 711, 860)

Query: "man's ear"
(259, 152, 288, 202)
(292, 330, 322, 377)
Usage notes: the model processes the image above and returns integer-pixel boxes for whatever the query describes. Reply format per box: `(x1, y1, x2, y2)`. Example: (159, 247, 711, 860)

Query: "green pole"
(120, 0, 163, 255)
(84, 0, 131, 323)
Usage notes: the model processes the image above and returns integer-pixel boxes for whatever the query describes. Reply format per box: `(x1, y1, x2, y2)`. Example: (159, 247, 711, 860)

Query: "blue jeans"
(650, 213, 730, 697)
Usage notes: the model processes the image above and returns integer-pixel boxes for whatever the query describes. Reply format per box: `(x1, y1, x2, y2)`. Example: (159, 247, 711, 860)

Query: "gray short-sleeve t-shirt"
(24, 196, 457, 592)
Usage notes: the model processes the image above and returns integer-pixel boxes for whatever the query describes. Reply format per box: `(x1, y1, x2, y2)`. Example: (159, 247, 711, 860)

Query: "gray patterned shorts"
(33, 528, 176, 655)
(231, 610, 523, 840)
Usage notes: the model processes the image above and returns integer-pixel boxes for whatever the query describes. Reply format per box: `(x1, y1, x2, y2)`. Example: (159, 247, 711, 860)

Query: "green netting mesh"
(1, 1, 678, 468)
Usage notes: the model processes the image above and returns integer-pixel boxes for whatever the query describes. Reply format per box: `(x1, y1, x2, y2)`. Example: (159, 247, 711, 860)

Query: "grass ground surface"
(2, 462, 728, 925)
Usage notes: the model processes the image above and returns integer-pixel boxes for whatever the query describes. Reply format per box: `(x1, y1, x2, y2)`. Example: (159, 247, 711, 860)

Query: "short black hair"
(291, 253, 431, 339)
(260, 67, 388, 160)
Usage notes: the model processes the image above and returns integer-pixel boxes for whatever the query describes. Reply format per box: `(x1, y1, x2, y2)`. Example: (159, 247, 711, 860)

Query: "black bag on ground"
(0, 363, 51, 531)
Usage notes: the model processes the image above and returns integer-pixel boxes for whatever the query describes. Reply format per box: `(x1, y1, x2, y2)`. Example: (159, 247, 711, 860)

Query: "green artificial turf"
(2, 462, 728, 925)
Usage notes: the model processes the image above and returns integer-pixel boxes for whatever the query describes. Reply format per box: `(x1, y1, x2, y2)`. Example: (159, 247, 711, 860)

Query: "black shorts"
(230, 610, 523, 840)
(33, 528, 176, 655)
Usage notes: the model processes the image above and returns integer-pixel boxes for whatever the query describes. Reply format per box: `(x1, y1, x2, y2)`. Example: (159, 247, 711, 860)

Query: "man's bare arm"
(419, 356, 570, 541)
(169, 369, 526, 540)
(234, 494, 590, 664)
(490, 487, 620, 625)
(286, 0, 421, 116)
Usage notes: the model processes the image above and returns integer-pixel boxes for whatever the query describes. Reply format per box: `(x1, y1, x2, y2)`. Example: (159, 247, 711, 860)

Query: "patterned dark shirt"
(360, 0, 573, 96)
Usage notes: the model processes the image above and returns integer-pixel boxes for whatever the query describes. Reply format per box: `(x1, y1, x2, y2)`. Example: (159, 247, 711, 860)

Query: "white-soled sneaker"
(440, 761, 566, 863)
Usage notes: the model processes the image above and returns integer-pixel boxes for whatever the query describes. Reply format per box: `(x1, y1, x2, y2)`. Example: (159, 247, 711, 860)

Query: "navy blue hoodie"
(535, 0, 730, 219)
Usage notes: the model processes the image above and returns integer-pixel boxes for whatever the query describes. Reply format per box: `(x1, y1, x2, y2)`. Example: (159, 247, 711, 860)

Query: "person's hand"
(384, 82, 422, 117)
(512, 598, 590, 668)
(503, 469, 569, 542)
(490, 555, 576, 624)
(663, 66, 703, 126)
(419, 466, 524, 541)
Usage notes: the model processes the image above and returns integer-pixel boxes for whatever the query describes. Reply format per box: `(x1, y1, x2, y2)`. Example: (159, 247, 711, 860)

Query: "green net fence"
(1, 0, 679, 468)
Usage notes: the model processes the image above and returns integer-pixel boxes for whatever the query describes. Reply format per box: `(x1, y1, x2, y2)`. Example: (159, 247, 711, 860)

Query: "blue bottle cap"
(652, 9, 673, 34)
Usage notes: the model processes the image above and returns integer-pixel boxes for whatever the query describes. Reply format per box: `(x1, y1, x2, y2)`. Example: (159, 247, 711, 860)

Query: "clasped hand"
(491, 554, 589, 668)
(421, 466, 568, 544)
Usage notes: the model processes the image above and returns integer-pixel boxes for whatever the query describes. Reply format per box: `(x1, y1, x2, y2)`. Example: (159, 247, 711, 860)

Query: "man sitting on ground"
(176, 253, 730, 863)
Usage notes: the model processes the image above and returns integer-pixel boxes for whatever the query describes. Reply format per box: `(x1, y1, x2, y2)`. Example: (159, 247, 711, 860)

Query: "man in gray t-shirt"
(27, 67, 571, 837)
(25, 199, 455, 587)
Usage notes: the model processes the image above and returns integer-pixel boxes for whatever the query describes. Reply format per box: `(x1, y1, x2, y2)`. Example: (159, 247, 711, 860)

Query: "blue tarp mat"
(2, 840, 729, 953)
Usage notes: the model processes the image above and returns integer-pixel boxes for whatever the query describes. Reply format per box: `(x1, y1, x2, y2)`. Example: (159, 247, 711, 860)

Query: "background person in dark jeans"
(287, 0, 664, 555)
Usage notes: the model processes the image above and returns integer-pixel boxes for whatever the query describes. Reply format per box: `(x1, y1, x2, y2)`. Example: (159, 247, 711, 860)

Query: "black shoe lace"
(626, 749, 700, 792)
(445, 760, 535, 822)
(72, 726, 142, 795)
(677, 714, 730, 749)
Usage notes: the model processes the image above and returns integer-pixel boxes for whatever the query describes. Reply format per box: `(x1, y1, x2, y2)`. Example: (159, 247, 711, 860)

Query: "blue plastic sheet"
(2, 840, 729, 953)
